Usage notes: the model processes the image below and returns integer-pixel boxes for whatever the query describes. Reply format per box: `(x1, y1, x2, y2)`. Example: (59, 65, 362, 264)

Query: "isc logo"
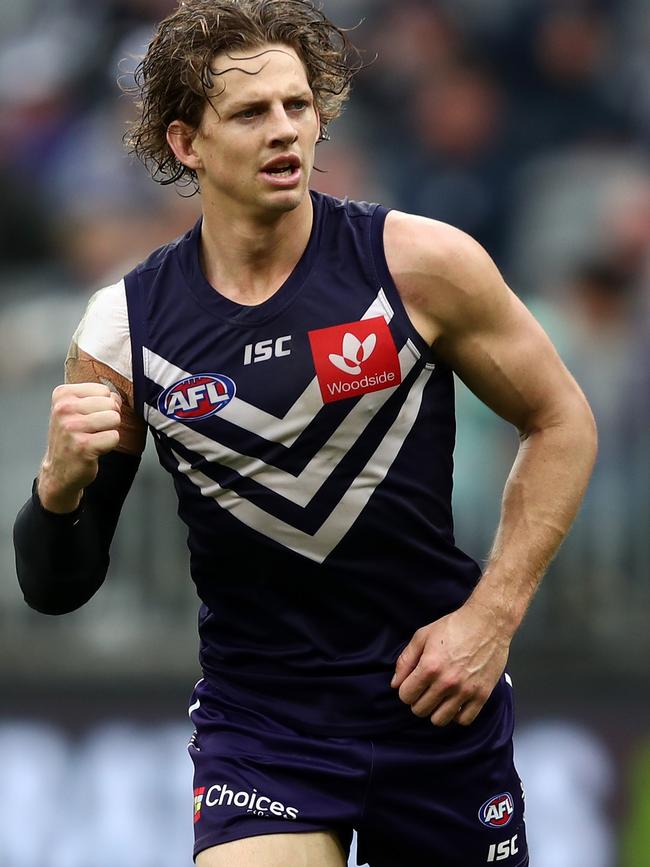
(487, 834, 519, 862)
(158, 374, 236, 421)
(243, 336, 292, 365)
(479, 792, 514, 828)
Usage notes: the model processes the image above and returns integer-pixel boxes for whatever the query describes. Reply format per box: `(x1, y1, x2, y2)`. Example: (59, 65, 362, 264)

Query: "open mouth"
(261, 155, 302, 182)
(265, 164, 295, 177)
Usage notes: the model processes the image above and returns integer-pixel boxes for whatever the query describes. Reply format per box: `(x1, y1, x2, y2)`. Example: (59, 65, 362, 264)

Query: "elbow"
(576, 393, 598, 462)
(519, 391, 598, 461)
(18, 567, 106, 616)
(24, 596, 80, 616)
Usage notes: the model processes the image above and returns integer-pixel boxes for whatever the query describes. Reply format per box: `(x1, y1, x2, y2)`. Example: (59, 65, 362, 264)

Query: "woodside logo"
(308, 316, 402, 404)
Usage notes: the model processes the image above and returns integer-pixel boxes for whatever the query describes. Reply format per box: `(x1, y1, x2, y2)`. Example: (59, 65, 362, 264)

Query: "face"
(176, 43, 320, 218)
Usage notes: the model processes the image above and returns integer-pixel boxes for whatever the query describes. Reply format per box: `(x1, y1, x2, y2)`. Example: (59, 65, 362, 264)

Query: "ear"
(166, 120, 203, 171)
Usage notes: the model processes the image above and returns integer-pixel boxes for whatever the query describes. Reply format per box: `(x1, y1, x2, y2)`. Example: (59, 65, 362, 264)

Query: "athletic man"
(13, 1, 597, 865)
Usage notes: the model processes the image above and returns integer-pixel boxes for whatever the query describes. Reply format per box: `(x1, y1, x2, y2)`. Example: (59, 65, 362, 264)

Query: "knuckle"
(53, 398, 76, 417)
(474, 687, 490, 704)
(421, 658, 440, 677)
(440, 673, 460, 692)
(52, 384, 68, 401)
(61, 416, 81, 434)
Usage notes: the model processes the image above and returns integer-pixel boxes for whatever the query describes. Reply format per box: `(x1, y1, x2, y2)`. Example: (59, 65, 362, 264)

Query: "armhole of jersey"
(123, 269, 147, 423)
(368, 206, 434, 360)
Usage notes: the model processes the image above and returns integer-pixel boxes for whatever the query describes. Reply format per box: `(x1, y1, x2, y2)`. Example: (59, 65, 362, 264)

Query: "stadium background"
(0, 0, 649, 864)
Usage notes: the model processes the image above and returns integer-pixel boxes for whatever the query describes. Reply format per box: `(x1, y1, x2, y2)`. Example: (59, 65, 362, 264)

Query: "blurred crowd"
(0, 718, 618, 867)
(0, 0, 649, 704)
(1, 1, 649, 865)
(0, 0, 648, 406)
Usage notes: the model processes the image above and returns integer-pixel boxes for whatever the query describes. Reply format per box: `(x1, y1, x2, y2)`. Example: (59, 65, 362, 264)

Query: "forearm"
(13, 451, 139, 615)
(468, 410, 597, 634)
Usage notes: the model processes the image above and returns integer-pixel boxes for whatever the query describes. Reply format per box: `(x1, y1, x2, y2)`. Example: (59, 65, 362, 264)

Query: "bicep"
(387, 213, 591, 433)
(436, 284, 583, 434)
(65, 343, 147, 455)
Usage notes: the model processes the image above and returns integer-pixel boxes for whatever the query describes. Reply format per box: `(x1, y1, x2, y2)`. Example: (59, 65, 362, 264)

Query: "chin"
(263, 189, 305, 213)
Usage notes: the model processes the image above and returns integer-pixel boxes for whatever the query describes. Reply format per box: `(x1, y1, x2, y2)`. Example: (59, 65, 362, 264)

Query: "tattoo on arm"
(65, 342, 147, 455)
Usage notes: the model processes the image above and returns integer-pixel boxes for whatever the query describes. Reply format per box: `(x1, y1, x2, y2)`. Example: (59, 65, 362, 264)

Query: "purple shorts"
(188, 675, 528, 866)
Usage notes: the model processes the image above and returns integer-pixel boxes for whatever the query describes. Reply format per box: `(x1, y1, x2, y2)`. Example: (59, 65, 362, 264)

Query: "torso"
(77, 191, 483, 735)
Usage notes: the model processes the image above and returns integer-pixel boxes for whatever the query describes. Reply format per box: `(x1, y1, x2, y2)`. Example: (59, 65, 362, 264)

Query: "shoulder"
(72, 280, 131, 381)
(383, 210, 509, 342)
(311, 189, 378, 220)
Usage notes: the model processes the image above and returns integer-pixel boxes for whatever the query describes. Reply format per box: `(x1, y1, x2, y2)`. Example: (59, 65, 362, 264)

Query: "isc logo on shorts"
(479, 792, 514, 828)
(308, 316, 401, 404)
(158, 373, 236, 421)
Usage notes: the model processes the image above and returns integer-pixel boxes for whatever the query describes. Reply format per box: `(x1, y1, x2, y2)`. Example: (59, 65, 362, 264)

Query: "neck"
(199, 194, 314, 305)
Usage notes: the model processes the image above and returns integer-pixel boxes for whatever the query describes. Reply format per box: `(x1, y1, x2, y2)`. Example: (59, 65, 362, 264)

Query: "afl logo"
(479, 792, 514, 828)
(158, 374, 236, 421)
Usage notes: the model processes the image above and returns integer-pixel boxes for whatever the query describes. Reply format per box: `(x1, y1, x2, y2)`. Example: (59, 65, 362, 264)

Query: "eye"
(236, 107, 261, 120)
(288, 100, 308, 111)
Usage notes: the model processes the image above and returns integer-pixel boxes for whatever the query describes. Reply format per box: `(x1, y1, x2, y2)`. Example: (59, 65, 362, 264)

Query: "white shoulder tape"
(73, 279, 132, 382)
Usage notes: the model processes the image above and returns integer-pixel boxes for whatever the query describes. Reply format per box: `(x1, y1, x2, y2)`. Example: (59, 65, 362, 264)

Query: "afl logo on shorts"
(158, 374, 236, 421)
(479, 792, 514, 828)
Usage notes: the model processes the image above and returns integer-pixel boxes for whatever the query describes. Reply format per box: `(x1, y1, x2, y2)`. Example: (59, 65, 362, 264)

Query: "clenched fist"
(37, 383, 122, 513)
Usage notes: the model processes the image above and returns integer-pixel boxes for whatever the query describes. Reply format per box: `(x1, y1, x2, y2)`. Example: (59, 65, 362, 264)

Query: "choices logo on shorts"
(479, 792, 514, 828)
(196, 782, 300, 821)
(308, 316, 402, 404)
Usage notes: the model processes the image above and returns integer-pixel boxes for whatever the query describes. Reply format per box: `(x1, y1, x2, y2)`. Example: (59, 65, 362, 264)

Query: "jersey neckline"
(178, 189, 325, 327)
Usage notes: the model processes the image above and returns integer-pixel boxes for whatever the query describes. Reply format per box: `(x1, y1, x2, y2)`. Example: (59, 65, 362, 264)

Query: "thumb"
(391, 631, 426, 688)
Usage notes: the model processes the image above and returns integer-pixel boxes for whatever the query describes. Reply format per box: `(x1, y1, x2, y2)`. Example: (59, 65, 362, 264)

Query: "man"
(13, 1, 597, 865)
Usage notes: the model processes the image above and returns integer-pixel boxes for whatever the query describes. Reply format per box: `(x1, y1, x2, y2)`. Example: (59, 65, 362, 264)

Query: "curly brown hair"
(124, 0, 363, 189)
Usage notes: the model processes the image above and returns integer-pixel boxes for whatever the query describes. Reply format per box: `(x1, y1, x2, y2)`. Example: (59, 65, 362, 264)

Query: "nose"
(267, 105, 298, 148)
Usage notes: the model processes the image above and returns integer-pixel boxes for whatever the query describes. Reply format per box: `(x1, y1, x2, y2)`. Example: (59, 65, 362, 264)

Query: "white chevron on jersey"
(169, 365, 433, 563)
(146, 341, 418, 507)
(143, 288, 397, 446)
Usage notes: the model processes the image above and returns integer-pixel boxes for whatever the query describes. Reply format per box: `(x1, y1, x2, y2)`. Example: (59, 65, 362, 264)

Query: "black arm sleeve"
(13, 450, 141, 615)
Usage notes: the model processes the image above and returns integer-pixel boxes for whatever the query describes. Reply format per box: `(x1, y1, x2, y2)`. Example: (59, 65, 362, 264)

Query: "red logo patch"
(194, 786, 206, 824)
(479, 792, 514, 828)
(158, 374, 236, 421)
(308, 317, 401, 404)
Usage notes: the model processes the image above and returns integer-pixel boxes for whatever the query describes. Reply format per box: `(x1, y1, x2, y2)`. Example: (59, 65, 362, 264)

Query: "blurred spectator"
(499, 3, 630, 155)
(397, 57, 512, 258)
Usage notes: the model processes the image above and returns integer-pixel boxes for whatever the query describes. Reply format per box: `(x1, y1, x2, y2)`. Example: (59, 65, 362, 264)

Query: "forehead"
(209, 43, 310, 106)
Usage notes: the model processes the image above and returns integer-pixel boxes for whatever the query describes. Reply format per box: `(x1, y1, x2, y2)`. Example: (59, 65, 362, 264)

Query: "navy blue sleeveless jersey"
(124, 191, 482, 735)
